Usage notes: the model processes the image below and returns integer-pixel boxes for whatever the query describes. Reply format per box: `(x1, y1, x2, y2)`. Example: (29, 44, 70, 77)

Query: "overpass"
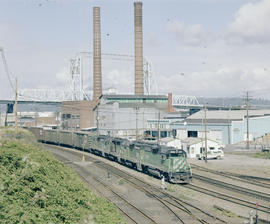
(172, 95, 240, 111)
(0, 100, 61, 105)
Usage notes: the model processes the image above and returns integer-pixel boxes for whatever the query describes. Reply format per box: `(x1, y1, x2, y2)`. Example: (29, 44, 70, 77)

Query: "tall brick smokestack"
(134, 2, 144, 95)
(168, 93, 175, 112)
(93, 7, 102, 100)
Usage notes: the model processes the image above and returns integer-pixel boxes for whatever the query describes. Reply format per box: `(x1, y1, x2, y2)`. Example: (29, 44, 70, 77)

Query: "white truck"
(196, 147, 224, 160)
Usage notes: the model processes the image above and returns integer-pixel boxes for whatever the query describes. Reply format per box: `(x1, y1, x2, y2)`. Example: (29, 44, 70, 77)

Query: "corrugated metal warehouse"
(170, 110, 270, 145)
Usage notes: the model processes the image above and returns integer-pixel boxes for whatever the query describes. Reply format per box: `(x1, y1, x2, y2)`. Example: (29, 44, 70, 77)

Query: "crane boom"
(0, 47, 14, 90)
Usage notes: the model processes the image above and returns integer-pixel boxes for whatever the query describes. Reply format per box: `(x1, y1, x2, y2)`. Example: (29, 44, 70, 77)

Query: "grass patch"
(175, 189, 195, 201)
(118, 179, 125, 185)
(0, 128, 126, 224)
(252, 152, 270, 159)
(166, 184, 176, 192)
(147, 175, 155, 181)
(213, 205, 239, 218)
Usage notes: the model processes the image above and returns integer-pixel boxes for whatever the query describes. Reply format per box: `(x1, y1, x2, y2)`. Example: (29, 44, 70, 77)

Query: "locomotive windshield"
(169, 150, 187, 158)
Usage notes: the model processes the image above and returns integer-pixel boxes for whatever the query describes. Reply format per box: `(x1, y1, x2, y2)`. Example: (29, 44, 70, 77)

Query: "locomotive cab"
(164, 148, 192, 183)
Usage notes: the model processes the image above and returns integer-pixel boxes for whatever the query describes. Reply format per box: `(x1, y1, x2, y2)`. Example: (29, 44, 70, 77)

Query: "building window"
(200, 147, 205, 153)
(160, 131, 167, 138)
(188, 131, 198, 138)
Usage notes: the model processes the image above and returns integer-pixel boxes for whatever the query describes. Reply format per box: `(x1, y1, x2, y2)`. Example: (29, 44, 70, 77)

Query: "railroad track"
(236, 175, 270, 186)
(91, 160, 225, 224)
(53, 150, 159, 224)
(192, 173, 270, 202)
(45, 144, 227, 224)
(191, 164, 270, 188)
(73, 164, 159, 224)
(185, 165, 270, 222)
(184, 184, 270, 215)
(108, 165, 269, 223)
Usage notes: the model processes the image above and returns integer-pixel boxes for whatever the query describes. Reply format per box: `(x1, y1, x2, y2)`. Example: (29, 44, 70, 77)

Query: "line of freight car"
(28, 127, 192, 184)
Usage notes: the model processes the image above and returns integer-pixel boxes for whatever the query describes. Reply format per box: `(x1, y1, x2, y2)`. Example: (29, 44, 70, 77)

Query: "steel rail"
(94, 162, 210, 224)
(45, 144, 226, 224)
(191, 164, 270, 188)
(185, 184, 270, 214)
(52, 150, 158, 224)
(74, 164, 158, 224)
(193, 173, 270, 202)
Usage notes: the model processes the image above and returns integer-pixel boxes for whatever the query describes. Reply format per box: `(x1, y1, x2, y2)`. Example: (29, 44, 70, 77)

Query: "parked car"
(261, 145, 270, 152)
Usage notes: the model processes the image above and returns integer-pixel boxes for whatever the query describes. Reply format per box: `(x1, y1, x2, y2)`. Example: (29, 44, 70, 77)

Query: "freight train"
(29, 127, 192, 184)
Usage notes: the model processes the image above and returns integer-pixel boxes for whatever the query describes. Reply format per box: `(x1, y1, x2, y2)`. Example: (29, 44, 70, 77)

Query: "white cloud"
(156, 66, 270, 97)
(228, 0, 270, 44)
(145, 32, 161, 47)
(166, 21, 207, 46)
(103, 68, 133, 94)
(56, 67, 69, 84)
(1, 0, 270, 101)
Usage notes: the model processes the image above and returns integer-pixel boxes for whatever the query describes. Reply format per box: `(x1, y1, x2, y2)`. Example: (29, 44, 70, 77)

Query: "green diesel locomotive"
(29, 127, 192, 183)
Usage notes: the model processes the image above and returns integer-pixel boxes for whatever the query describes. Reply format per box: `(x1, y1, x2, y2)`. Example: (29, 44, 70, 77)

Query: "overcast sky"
(0, 0, 270, 99)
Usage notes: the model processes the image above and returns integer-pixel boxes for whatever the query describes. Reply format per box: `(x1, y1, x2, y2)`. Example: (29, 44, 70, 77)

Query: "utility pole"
(157, 110, 160, 144)
(142, 109, 145, 139)
(204, 105, 207, 163)
(135, 105, 139, 140)
(96, 106, 99, 135)
(228, 108, 231, 144)
(82, 135, 86, 162)
(56, 112, 60, 130)
(34, 106, 38, 127)
(244, 91, 251, 149)
(14, 77, 18, 133)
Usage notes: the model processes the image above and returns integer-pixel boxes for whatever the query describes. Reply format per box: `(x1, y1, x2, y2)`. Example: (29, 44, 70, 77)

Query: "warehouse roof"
(187, 110, 270, 121)
(101, 94, 168, 109)
(102, 94, 168, 100)
(159, 137, 180, 143)
(182, 137, 219, 145)
(182, 137, 203, 145)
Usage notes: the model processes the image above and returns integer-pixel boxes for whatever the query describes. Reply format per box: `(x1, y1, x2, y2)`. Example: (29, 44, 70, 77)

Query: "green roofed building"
(94, 94, 170, 138)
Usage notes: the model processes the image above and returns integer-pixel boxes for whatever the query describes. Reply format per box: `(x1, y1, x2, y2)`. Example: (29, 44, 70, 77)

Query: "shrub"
(0, 128, 126, 224)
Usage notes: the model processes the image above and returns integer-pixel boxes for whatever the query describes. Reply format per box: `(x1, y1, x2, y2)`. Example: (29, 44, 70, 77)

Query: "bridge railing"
(172, 95, 202, 107)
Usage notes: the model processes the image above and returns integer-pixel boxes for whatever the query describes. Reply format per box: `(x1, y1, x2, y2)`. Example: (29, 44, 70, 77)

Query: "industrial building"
(170, 109, 270, 145)
(181, 138, 221, 159)
(95, 94, 168, 138)
(145, 118, 171, 139)
(159, 137, 182, 149)
(61, 6, 102, 129)
(61, 101, 97, 130)
(0, 112, 58, 128)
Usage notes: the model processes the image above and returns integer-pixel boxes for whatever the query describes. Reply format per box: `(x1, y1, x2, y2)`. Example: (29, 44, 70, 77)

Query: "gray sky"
(0, 0, 270, 99)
